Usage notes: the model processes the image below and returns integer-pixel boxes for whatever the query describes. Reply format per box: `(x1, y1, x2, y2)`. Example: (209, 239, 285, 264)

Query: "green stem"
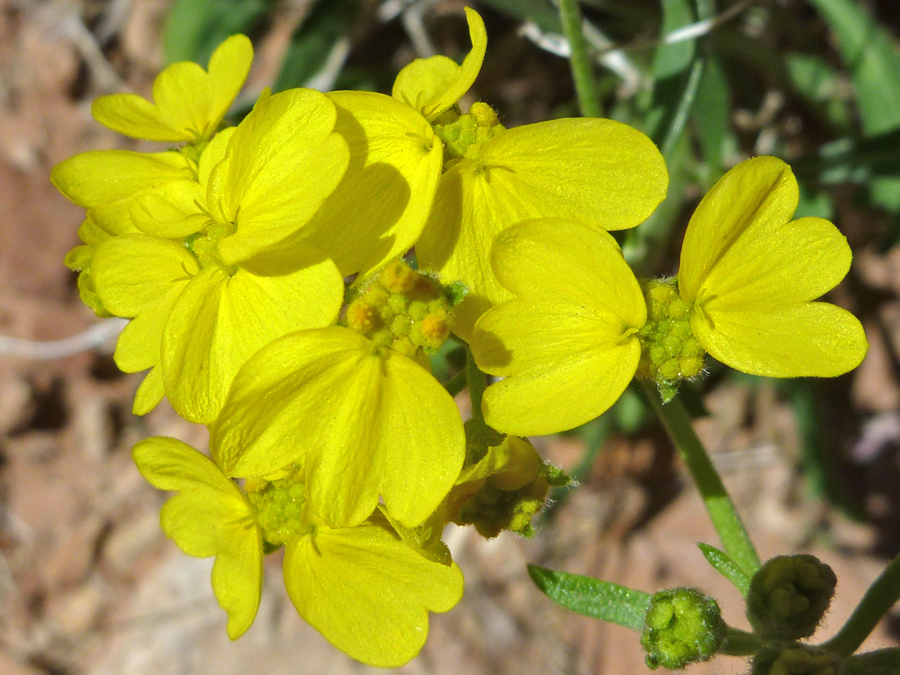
(821, 552, 900, 656)
(443, 369, 468, 397)
(720, 627, 762, 657)
(466, 346, 487, 423)
(557, 0, 601, 118)
(640, 382, 761, 575)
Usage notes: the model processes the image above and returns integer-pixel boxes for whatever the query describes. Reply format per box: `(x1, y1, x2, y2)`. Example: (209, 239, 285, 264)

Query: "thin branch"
(0, 319, 126, 360)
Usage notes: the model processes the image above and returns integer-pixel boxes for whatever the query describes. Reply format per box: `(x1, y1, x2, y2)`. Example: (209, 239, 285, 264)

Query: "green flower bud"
(747, 555, 837, 640)
(751, 643, 842, 675)
(635, 278, 706, 402)
(342, 259, 458, 357)
(640, 587, 725, 670)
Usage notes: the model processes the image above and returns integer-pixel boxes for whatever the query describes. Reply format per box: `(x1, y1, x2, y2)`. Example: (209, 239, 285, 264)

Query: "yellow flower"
(391, 8, 668, 339)
(470, 218, 646, 436)
(132, 437, 262, 639)
(210, 325, 466, 530)
(52, 148, 196, 235)
(295, 90, 444, 279)
(90, 89, 349, 422)
(91, 34, 253, 143)
(133, 436, 463, 666)
(471, 158, 869, 436)
(678, 156, 868, 377)
(53, 132, 227, 317)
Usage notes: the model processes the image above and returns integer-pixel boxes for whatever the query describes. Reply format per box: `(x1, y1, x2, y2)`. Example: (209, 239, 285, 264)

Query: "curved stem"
(557, 0, 601, 118)
(720, 627, 763, 657)
(466, 346, 487, 423)
(640, 382, 761, 575)
(821, 552, 900, 656)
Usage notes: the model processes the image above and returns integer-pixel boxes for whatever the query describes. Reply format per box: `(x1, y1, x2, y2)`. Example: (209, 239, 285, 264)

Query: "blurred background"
(1, 0, 900, 672)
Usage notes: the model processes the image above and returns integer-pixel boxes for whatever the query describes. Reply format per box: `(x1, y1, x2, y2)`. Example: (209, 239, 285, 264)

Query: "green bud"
(746, 555, 837, 640)
(751, 643, 842, 675)
(635, 278, 706, 402)
(640, 587, 725, 670)
(432, 102, 505, 167)
(450, 432, 570, 538)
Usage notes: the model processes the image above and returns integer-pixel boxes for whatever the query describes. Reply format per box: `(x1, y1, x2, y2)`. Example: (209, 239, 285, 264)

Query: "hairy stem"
(641, 382, 761, 575)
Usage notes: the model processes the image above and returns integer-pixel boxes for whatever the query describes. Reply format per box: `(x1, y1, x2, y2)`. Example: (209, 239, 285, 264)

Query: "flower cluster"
(54, 8, 868, 667)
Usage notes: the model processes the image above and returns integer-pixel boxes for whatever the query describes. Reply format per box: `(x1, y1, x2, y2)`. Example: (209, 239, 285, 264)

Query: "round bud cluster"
(640, 587, 726, 670)
(746, 554, 838, 641)
(432, 102, 506, 169)
(454, 476, 549, 539)
(244, 467, 309, 550)
(636, 278, 705, 401)
(344, 259, 457, 359)
(751, 644, 842, 675)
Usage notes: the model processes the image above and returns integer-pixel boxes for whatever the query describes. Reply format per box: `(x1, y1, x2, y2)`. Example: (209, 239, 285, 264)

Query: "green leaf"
(792, 129, 900, 184)
(653, 0, 696, 80)
(807, 0, 900, 211)
(644, 0, 696, 142)
(691, 57, 730, 175)
(697, 543, 751, 596)
(807, 0, 900, 135)
(163, 0, 271, 65)
(273, 0, 360, 92)
(527, 564, 652, 630)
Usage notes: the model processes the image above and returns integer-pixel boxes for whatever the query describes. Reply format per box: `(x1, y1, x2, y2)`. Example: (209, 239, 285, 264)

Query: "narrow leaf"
(807, 0, 900, 210)
(274, 0, 360, 92)
(527, 564, 651, 630)
(163, 0, 270, 65)
(698, 543, 751, 596)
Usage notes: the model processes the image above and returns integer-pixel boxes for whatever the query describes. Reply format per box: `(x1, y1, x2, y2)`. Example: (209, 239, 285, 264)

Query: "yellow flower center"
(636, 278, 705, 402)
(344, 259, 463, 359)
(244, 466, 312, 551)
(432, 102, 505, 170)
(184, 222, 237, 275)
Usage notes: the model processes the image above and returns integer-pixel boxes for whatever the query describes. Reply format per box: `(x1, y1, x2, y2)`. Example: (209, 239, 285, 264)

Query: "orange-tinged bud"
(346, 299, 377, 334)
(381, 259, 417, 294)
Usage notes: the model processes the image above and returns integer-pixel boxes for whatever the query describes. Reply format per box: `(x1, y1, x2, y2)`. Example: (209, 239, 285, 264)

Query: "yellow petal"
(471, 219, 646, 435)
(92, 234, 198, 316)
(211, 326, 465, 529)
(691, 302, 868, 377)
(699, 216, 852, 310)
(292, 90, 442, 277)
(161, 251, 343, 424)
(133, 366, 165, 415)
(391, 7, 487, 121)
(417, 119, 666, 337)
(52, 149, 194, 209)
(91, 34, 253, 142)
(91, 234, 198, 372)
(130, 180, 209, 238)
(474, 301, 641, 435)
(283, 513, 463, 667)
(210, 89, 350, 265)
(132, 436, 262, 639)
(198, 127, 235, 185)
(490, 218, 643, 314)
(678, 156, 798, 304)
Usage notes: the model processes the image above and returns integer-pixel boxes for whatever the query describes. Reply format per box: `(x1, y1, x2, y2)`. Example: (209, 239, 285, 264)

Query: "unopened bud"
(751, 643, 842, 675)
(640, 587, 725, 670)
(746, 554, 837, 641)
